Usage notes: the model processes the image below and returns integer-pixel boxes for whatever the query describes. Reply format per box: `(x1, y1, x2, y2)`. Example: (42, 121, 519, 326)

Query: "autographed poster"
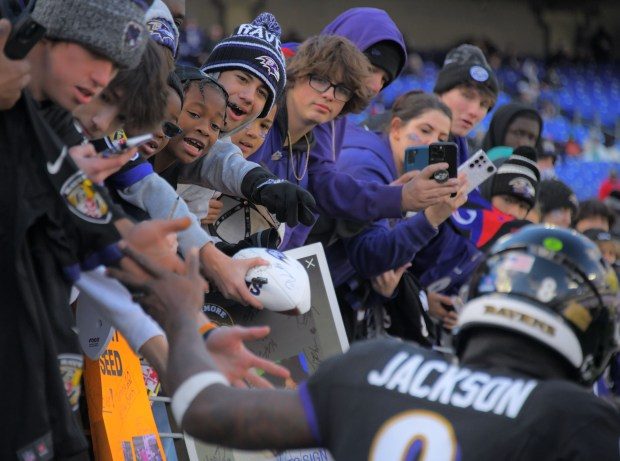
(193, 243, 347, 460)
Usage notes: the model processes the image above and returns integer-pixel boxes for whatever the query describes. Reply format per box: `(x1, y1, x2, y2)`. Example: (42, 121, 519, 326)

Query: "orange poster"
(84, 331, 165, 461)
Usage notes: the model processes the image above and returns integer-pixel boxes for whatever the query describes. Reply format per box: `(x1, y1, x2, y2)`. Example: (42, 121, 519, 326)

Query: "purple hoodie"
(251, 8, 407, 249)
(310, 8, 408, 219)
(327, 124, 439, 287)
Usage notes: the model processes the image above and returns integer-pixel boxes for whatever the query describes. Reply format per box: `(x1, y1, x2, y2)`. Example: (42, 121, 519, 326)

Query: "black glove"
(241, 167, 316, 227)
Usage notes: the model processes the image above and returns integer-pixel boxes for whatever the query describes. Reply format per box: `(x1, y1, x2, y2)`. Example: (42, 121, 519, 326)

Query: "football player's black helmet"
(458, 224, 619, 385)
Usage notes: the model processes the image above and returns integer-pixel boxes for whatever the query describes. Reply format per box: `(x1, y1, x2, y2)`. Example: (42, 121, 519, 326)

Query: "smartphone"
(458, 149, 497, 193)
(404, 145, 429, 172)
(1, 0, 46, 60)
(428, 142, 458, 184)
(99, 134, 154, 157)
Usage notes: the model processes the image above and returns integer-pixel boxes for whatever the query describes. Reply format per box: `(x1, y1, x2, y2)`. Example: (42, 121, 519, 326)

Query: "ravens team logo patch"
(60, 171, 112, 224)
(59, 353, 84, 411)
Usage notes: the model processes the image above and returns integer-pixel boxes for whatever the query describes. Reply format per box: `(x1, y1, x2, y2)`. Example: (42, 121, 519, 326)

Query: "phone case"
(427, 142, 458, 196)
(404, 146, 429, 172)
(458, 149, 497, 193)
(4, 13, 46, 60)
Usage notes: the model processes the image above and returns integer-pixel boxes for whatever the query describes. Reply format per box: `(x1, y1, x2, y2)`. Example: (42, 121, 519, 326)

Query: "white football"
(233, 247, 311, 315)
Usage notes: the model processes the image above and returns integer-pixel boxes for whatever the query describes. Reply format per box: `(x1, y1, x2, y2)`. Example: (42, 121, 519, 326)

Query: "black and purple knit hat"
(201, 12, 286, 118)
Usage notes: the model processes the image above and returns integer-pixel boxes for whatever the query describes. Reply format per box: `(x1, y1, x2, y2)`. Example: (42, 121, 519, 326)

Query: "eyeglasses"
(162, 121, 183, 139)
(308, 75, 353, 102)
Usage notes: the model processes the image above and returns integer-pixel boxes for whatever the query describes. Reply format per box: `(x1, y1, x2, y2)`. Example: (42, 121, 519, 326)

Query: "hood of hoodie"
(321, 8, 407, 86)
(481, 103, 543, 152)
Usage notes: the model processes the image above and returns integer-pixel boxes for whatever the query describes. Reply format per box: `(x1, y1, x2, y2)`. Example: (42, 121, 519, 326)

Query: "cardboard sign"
(84, 331, 165, 461)
(194, 243, 347, 460)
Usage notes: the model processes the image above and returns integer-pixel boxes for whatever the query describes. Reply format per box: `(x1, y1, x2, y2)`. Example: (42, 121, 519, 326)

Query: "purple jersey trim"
(108, 162, 154, 190)
(298, 382, 321, 444)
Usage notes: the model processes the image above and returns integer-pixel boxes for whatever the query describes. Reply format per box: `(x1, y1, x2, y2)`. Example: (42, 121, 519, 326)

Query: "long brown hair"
(286, 34, 372, 115)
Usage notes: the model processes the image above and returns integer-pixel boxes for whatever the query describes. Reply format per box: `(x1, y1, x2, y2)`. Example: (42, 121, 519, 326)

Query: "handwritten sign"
(194, 243, 347, 460)
(83, 332, 165, 461)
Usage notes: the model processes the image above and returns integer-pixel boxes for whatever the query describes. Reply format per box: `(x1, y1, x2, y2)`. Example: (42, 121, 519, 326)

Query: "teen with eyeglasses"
(249, 34, 373, 249)
(254, 8, 460, 251)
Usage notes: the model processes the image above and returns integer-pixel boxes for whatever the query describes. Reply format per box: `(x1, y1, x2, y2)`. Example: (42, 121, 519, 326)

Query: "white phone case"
(458, 149, 497, 193)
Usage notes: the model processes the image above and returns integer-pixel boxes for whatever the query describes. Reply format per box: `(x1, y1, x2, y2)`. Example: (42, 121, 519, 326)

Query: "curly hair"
(286, 34, 372, 115)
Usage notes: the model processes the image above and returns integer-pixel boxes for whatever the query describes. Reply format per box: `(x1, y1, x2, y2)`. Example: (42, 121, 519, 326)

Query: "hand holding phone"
(428, 142, 458, 184)
(1, 1, 46, 60)
(0, 18, 32, 110)
(99, 134, 154, 157)
(457, 149, 497, 193)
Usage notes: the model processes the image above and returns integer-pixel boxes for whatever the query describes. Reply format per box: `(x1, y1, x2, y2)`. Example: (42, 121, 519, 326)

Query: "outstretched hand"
(69, 143, 136, 183)
(121, 216, 191, 277)
(107, 245, 207, 325)
(206, 325, 290, 388)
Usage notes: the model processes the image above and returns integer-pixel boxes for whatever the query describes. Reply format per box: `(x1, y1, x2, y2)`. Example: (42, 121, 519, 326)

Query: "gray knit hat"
(32, 0, 152, 69)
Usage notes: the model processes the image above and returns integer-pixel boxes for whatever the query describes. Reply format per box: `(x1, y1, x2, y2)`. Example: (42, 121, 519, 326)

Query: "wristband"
(199, 322, 217, 341)
(171, 371, 230, 426)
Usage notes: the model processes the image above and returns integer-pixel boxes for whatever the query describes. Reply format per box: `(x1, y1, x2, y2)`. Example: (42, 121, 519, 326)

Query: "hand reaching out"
(69, 143, 136, 183)
(206, 326, 290, 388)
(107, 245, 207, 326)
(120, 217, 193, 281)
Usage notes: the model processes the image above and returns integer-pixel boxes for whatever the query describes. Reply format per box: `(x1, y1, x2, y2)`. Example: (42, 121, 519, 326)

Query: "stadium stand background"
(186, 0, 620, 199)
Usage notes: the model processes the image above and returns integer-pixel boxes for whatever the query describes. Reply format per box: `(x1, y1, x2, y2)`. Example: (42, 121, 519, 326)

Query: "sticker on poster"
(202, 302, 235, 327)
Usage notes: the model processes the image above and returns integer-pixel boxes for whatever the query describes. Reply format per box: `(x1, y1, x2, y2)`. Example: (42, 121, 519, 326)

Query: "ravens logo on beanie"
(491, 146, 540, 209)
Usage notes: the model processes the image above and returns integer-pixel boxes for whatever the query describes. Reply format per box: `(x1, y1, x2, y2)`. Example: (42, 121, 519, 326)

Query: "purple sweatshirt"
(250, 8, 408, 249)
(328, 125, 438, 287)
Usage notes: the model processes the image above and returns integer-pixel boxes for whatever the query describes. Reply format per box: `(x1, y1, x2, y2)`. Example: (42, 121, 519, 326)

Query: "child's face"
(230, 104, 277, 158)
(492, 195, 530, 220)
(217, 70, 269, 132)
(134, 88, 183, 159)
(543, 208, 572, 228)
(72, 86, 125, 140)
(165, 81, 226, 164)
(440, 85, 494, 137)
(576, 215, 610, 233)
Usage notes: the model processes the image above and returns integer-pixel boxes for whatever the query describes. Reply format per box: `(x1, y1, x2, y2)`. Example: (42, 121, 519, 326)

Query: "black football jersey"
(299, 339, 620, 460)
